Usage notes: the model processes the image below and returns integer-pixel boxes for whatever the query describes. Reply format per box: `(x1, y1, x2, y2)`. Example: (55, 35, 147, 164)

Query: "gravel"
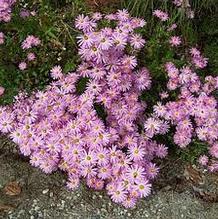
(1, 137, 218, 219)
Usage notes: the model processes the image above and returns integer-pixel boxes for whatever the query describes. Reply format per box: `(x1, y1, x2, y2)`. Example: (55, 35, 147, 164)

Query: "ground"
(1, 137, 218, 219)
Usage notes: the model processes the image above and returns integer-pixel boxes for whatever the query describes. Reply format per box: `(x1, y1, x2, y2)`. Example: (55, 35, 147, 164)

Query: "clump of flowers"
(172, 0, 194, 19)
(153, 9, 169, 21)
(153, 58, 218, 171)
(19, 9, 36, 18)
(0, 0, 16, 22)
(21, 35, 41, 50)
(18, 35, 41, 70)
(0, 10, 168, 208)
(190, 47, 208, 69)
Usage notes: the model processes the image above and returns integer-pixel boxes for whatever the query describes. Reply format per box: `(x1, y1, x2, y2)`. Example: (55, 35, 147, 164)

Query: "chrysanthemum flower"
(19, 62, 27, 70)
(169, 36, 182, 47)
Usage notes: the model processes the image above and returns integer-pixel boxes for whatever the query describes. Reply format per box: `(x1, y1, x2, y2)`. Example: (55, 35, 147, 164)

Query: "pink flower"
(167, 23, 177, 32)
(19, 62, 27, 70)
(169, 36, 182, 47)
(0, 112, 14, 133)
(128, 145, 145, 161)
(50, 65, 63, 79)
(153, 9, 169, 21)
(27, 52, 36, 61)
(0, 86, 5, 96)
(21, 35, 41, 50)
(146, 163, 160, 179)
(0, 32, 4, 44)
(92, 12, 102, 21)
(126, 165, 145, 183)
(144, 117, 161, 137)
(134, 180, 151, 198)
(66, 177, 80, 190)
(209, 143, 218, 158)
(122, 196, 137, 208)
(110, 184, 127, 203)
(155, 144, 168, 158)
(130, 33, 145, 49)
(198, 155, 209, 166)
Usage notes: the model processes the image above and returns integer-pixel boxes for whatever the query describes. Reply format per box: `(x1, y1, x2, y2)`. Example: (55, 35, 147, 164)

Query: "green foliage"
(177, 141, 208, 163)
(0, 0, 217, 165)
(0, 0, 86, 104)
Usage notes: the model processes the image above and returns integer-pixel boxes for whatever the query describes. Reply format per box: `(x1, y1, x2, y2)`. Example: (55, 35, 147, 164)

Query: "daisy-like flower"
(153, 9, 169, 21)
(126, 165, 145, 183)
(19, 62, 27, 71)
(122, 196, 137, 208)
(110, 184, 128, 204)
(81, 165, 97, 178)
(112, 32, 127, 50)
(144, 117, 161, 137)
(21, 35, 41, 50)
(116, 9, 130, 21)
(131, 18, 146, 28)
(77, 33, 94, 48)
(0, 112, 14, 133)
(66, 177, 80, 191)
(196, 127, 208, 141)
(190, 47, 201, 57)
(98, 165, 111, 179)
(10, 128, 23, 144)
(96, 147, 109, 165)
(155, 144, 168, 158)
(146, 163, 159, 179)
(86, 80, 102, 95)
(135, 68, 151, 91)
(153, 102, 166, 117)
(198, 155, 209, 166)
(75, 14, 90, 31)
(81, 150, 97, 166)
(135, 180, 152, 198)
(169, 36, 182, 47)
(130, 33, 145, 49)
(92, 12, 102, 21)
(50, 65, 63, 79)
(128, 145, 145, 161)
(98, 33, 113, 50)
(121, 55, 137, 69)
(27, 52, 36, 61)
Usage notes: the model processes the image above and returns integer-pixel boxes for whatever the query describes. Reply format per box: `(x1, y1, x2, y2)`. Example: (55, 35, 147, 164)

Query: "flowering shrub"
(159, 60, 218, 171)
(0, 2, 217, 209)
(0, 10, 169, 208)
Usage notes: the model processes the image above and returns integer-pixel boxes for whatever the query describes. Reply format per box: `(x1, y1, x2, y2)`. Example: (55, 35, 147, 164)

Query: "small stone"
(49, 192, 54, 197)
(42, 189, 49, 194)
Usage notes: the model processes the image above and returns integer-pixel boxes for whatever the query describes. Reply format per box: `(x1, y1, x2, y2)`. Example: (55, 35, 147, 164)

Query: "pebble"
(50, 192, 54, 197)
(42, 189, 49, 194)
